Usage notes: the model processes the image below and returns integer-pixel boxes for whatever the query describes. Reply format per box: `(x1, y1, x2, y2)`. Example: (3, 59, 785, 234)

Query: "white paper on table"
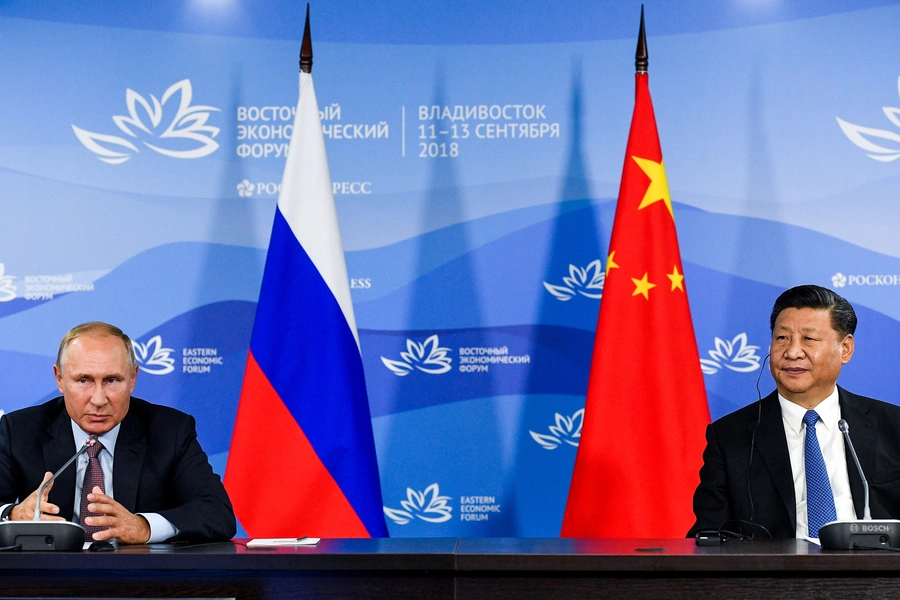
(247, 537, 321, 548)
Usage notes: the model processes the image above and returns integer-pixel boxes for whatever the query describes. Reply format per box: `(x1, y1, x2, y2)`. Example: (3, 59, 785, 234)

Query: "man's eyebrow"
(70, 372, 126, 379)
(774, 324, 822, 332)
(798, 326, 823, 334)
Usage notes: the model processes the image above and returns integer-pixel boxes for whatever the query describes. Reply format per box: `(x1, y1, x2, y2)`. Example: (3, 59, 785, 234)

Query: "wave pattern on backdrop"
(1, 1, 899, 536)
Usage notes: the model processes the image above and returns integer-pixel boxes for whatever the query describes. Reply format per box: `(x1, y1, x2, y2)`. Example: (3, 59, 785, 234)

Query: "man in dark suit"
(0, 322, 235, 544)
(689, 285, 900, 540)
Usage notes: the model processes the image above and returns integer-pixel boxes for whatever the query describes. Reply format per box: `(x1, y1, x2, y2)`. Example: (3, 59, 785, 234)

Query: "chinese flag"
(561, 71, 710, 538)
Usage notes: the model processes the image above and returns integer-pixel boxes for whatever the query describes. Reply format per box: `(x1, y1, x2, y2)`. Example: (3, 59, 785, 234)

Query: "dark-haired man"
(688, 285, 900, 540)
(0, 322, 236, 544)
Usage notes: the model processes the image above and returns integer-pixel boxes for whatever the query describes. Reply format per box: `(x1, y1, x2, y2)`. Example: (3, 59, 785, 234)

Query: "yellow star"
(667, 265, 685, 291)
(605, 251, 619, 277)
(631, 272, 656, 300)
(632, 156, 674, 219)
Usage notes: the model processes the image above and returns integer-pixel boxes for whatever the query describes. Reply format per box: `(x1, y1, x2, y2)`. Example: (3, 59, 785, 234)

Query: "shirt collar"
(69, 420, 120, 458)
(779, 386, 841, 435)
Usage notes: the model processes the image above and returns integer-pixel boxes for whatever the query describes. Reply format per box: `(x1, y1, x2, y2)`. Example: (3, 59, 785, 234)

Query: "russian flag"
(225, 69, 388, 538)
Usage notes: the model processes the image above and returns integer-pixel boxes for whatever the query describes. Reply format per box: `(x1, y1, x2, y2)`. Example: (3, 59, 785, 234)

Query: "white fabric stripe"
(277, 72, 360, 350)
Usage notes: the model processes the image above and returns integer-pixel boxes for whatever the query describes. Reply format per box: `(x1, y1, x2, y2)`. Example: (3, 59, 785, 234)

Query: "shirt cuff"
(138, 512, 178, 543)
(0, 503, 12, 520)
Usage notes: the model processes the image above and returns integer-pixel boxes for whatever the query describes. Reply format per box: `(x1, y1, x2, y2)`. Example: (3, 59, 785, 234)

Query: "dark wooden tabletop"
(0, 537, 461, 571)
(1, 537, 898, 574)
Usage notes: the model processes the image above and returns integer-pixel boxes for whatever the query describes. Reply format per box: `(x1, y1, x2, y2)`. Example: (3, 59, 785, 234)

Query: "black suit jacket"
(688, 387, 900, 539)
(0, 397, 236, 542)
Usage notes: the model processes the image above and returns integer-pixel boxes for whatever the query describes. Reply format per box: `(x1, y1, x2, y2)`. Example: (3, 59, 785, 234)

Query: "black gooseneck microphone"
(34, 435, 99, 520)
(818, 420, 900, 549)
(839, 420, 870, 520)
(0, 435, 99, 551)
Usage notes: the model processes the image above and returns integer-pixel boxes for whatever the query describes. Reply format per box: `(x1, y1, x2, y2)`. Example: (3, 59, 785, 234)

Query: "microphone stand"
(0, 436, 98, 551)
(819, 420, 900, 550)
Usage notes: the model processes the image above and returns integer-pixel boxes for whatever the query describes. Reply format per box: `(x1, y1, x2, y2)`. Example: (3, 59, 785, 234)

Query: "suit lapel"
(753, 392, 797, 532)
(42, 409, 77, 521)
(112, 403, 147, 513)
(838, 387, 874, 519)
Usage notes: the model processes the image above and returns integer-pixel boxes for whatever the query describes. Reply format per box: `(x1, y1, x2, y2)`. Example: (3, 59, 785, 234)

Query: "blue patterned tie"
(803, 410, 837, 538)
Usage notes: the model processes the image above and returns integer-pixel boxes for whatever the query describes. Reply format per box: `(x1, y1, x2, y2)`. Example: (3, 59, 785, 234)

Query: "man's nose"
(89, 387, 108, 406)
(784, 337, 804, 358)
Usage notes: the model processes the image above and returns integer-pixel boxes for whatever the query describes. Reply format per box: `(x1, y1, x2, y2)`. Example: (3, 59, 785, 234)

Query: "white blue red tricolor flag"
(225, 71, 388, 538)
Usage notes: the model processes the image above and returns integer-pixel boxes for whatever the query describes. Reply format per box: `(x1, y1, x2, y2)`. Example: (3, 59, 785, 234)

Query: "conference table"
(0, 537, 899, 598)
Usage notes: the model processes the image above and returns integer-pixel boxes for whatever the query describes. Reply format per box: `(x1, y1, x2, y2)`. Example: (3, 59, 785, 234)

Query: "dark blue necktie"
(803, 410, 837, 538)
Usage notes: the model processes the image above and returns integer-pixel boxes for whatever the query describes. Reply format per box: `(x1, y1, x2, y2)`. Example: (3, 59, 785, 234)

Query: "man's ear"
(129, 364, 139, 394)
(53, 364, 64, 394)
(841, 334, 854, 364)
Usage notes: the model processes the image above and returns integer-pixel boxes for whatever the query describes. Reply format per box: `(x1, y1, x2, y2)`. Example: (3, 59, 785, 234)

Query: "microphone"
(839, 420, 870, 520)
(818, 419, 900, 550)
(0, 435, 99, 551)
(33, 435, 98, 520)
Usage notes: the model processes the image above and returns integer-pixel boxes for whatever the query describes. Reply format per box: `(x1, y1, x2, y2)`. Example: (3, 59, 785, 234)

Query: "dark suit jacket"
(0, 397, 236, 542)
(688, 387, 900, 539)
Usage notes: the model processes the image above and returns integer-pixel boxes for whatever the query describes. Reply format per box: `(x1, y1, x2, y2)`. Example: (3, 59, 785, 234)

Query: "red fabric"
(561, 73, 710, 538)
(224, 352, 370, 538)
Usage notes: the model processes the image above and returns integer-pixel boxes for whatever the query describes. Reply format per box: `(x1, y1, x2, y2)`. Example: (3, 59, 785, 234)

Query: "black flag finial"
(300, 3, 313, 74)
(635, 5, 648, 74)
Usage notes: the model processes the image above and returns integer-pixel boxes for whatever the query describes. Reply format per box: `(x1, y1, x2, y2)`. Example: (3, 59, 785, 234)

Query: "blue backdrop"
(1, 0, 899, 537)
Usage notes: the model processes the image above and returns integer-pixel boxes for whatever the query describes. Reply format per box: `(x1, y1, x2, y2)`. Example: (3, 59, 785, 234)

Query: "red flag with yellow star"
(561, 70, 710, 538)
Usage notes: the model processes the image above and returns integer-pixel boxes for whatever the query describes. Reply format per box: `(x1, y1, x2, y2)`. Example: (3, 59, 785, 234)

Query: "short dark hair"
(769, 285, 857, 338)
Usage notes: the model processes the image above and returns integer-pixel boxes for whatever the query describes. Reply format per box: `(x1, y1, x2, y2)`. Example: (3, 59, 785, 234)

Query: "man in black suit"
(0, 322, 235, 544)
(689, 285, 900, 539)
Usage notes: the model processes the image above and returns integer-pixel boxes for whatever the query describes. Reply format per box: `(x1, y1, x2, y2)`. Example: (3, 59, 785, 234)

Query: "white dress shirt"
(70, 420, 177, 543)
(779, 387, 856, 540)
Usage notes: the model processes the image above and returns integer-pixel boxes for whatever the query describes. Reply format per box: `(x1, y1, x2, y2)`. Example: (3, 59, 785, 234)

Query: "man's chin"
(776, 384, 833, 407)
(775, 376, 813, 394)
(775, 381, 812, 398)
(80, 418, 114, 435)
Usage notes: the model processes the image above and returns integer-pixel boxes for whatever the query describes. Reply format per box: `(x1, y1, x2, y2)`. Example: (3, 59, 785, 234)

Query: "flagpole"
(300, 3, 313, 74)
(635, 5, 648, 74)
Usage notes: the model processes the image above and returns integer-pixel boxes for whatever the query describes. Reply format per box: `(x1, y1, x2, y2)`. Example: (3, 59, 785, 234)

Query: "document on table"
(247, 537, 321, 547)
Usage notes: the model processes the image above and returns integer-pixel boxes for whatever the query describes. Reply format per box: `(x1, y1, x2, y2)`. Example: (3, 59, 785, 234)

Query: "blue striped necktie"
(803, 410, 837, 538)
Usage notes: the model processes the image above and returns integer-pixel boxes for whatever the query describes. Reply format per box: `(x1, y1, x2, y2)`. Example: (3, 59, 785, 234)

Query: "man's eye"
(78, 378, 89, 384)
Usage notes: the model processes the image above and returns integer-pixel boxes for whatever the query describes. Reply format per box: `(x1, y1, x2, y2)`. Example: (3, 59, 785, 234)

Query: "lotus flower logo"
(543, 260, 604, 301)
(529, 409, 583, 450)
(837, 76, 900, 162)
(132, 335, 176, 375)
(832, 272, 847, 288)
(0, 263, 17, 302)
(700, 333, 762, 375)
(381, 335, 452, 376)
(237, 179, 255, 197)
(72, 79, 220, 164)
(383, 483, 453, 525)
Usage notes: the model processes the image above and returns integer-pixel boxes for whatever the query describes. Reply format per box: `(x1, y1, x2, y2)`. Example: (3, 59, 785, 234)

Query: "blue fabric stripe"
(250, 208, 387, 536)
